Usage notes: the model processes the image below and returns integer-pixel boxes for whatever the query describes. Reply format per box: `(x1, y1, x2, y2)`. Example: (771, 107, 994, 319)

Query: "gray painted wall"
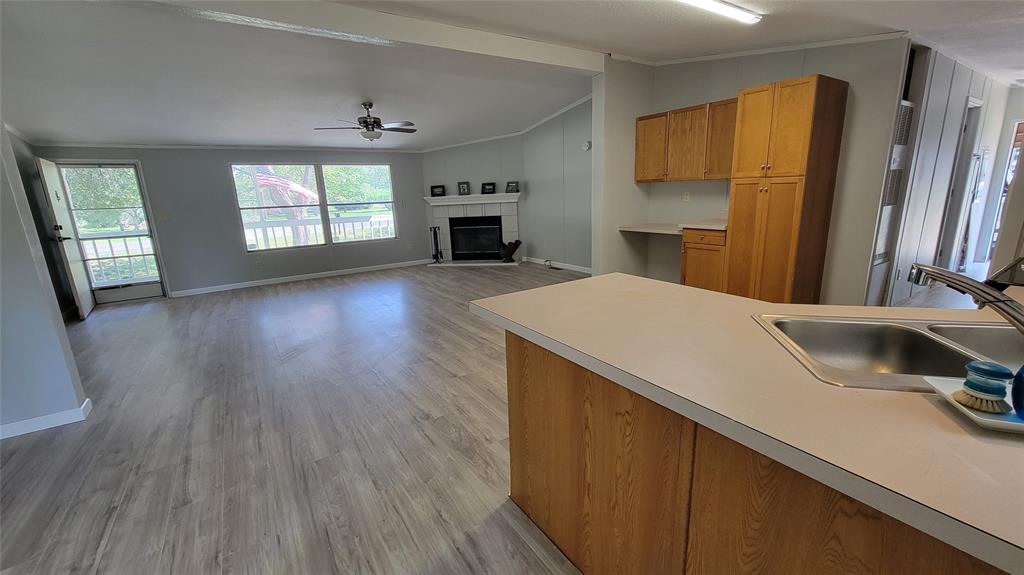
(2, 128, 86, 427)
(521, 100, 592, 267)
(591, 57, 653, 277)
(642, 38, 910, 303)
(33, 146, 429, 294)
(421, 136, 524, 200)
(421, 99, 593, 268)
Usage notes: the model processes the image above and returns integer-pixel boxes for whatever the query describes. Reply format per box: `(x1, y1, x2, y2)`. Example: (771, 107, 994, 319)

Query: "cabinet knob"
(760, 164, 766, 170)
(766, 164, 772, 170)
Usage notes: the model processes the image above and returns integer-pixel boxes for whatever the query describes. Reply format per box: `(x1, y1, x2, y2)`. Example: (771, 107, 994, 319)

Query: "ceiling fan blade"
(381, 121, 414, 128)
(379, 127, 417, 133)
(313, 126, 360, 130)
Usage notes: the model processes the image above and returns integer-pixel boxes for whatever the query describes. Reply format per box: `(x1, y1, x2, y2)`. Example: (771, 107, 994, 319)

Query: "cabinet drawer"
(682, 229, 726, 246)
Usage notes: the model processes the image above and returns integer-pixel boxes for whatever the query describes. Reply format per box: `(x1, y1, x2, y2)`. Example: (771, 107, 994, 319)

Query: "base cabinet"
(680, 229, 726, 291)
(506, 333, 1004, 575)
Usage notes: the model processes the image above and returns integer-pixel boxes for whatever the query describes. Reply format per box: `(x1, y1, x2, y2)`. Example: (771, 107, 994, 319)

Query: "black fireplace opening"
(450, 215, 503, 260)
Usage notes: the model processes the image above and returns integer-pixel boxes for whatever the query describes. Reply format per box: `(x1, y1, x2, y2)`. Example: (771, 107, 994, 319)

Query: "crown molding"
(649, 31, 909, 67)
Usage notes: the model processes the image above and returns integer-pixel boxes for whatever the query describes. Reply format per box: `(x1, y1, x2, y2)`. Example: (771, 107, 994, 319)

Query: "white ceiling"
(0, 2, 593, 150)
(350, 0, 1024, 85)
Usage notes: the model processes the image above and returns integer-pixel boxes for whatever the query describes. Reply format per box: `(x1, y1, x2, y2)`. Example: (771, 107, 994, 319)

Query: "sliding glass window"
(321, 165, 396, 243)
(59, 165, 160, 287)
(231, 164, 325, 251)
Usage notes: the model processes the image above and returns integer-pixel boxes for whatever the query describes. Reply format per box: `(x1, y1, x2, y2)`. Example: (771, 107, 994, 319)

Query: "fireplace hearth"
(449, 216, 503, 260)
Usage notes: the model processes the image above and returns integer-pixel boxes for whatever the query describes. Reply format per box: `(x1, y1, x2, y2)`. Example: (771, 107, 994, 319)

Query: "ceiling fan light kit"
(314, 101, 417, 142)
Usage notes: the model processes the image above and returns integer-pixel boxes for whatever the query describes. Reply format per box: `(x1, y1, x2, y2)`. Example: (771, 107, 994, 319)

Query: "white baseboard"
(522, 257, 593, 275)
(169, 259, 433, 297)
(0, 398, 92, 440)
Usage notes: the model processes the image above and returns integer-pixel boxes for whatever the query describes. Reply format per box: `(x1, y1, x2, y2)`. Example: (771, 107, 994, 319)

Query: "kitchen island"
(471, 273, 1023, 574)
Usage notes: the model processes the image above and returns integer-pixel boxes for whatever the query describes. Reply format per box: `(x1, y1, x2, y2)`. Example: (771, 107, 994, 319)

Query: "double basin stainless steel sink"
(755, 315, 1024, 392)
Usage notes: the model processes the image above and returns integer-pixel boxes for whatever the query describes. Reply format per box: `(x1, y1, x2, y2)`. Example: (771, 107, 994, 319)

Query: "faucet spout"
(908, 262, 1024, 335)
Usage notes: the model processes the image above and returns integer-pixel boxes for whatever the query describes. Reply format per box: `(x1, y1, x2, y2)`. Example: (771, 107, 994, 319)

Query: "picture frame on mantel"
(505, 181, 519, 194)
(457, 181, 471, 196)
(430, 185, 446, 197)
(481, 182, 496, 194)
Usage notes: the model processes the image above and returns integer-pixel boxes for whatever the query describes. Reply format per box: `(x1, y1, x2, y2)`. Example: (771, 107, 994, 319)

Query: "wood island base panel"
(504, 333, 1004, 575)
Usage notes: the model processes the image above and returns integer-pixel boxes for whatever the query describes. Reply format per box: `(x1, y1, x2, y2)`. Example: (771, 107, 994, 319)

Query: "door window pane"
(72, 207, 149, 237)
(59, 166, 142, 208)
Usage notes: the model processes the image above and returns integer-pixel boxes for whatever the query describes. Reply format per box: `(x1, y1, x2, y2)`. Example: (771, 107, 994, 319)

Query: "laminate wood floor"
(1, 263, 586, 575)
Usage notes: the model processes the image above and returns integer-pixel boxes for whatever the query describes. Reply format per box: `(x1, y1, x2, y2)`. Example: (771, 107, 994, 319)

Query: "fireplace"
(449, 216, 503, 260)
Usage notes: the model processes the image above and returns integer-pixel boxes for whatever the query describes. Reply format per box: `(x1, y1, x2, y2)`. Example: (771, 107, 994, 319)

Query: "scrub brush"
(953, 361, 1014, 414)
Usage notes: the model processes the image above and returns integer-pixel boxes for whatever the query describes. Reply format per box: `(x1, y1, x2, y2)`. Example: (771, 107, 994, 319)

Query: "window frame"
(320, 163, 398, 245)
(228, 162, 399, 253)
(229, 162, 328, 253)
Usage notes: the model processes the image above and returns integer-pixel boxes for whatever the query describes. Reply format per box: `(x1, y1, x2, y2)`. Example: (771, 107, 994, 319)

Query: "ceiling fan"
(314, 101, 416, 141)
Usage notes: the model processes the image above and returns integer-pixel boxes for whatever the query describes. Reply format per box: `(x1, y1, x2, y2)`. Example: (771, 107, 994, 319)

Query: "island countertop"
(470, 273, 1024, 573)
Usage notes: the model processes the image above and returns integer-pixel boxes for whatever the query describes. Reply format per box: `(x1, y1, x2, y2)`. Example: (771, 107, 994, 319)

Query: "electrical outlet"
(683, 191, 690, 202)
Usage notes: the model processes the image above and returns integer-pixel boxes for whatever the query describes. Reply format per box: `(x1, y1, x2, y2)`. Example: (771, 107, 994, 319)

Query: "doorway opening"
(935, 100, 986, 278)
(39, 160, 165, 315)
(985, 120, 1023, 261)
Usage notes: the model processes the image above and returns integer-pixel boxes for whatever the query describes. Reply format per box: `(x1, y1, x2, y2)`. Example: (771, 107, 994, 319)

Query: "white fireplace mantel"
(423, 193, 521, 206)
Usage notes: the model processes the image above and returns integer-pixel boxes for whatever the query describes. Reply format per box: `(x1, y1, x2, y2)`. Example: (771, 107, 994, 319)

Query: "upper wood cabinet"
(635, 98, 736, 183)
(732, 85, 775, 178)
(767, 77, 817, 177)
(704, 99, 737, 179)
(732, 75, 837, 179)
(667, 105, 708, 180)
(724, 74, 848, 304)
(635, 113, 668, 182)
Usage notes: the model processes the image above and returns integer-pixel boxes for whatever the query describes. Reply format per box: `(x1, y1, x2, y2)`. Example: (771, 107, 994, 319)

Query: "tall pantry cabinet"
(723, 75, 848, 304)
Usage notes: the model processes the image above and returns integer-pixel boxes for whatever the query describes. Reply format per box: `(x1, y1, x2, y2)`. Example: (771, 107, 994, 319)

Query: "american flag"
(250, 169, 319, 204)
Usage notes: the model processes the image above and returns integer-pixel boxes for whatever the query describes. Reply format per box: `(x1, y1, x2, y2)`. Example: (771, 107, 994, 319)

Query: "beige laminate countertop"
(618, 219, 728, 235)
(471, 273, 1024, 573)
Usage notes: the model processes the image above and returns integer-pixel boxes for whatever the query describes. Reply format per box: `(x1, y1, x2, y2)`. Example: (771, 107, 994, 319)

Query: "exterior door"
(755, 177, 804, 303)
(57, 163, 164, 304)
(37, 158, 94, 319)
(766, 76, 816, 177)
(731, 84, 774, 178)
(723, 178, 763, 297)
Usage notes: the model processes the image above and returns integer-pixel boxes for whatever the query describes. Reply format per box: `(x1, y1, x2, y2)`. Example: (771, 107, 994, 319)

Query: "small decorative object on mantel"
(481, 182, 496, 194)
(505, 181, 519, 194)
(457, 181, 471, 196)
(500, 239, 522, 263)
(430, 185, 446, 197)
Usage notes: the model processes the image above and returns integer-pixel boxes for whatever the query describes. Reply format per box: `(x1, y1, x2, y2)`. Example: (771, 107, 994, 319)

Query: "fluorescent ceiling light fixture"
(678, 0, 762, 24)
